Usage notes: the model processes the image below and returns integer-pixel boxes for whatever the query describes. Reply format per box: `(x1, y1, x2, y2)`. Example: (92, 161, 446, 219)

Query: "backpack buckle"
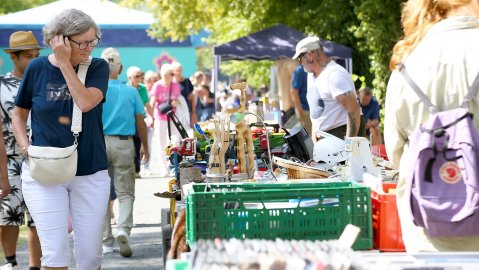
(434, 128, 445, 137)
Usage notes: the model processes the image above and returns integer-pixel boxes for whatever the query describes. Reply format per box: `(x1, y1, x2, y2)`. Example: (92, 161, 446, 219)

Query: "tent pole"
(213, 55, 220, 112)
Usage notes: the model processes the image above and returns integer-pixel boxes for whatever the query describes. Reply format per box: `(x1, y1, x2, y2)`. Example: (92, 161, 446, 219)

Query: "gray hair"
(170, 61, 182, 70)
(126, 66, 141, 78)
(160, 63, 173, 78)
(43, 9, 101, 48)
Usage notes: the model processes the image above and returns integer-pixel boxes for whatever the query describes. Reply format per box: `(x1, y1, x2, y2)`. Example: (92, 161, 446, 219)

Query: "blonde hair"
(390, 0, 474, 70)
(144, 70, 159, 82)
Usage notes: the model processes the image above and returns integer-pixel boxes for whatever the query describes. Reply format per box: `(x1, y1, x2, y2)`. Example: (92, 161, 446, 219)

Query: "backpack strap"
(398, 64, 437, 114)
(460, 71, 479, 109)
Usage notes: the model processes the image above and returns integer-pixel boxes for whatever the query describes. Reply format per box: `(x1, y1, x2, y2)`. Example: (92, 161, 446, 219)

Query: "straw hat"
(4, 31, 43, 53)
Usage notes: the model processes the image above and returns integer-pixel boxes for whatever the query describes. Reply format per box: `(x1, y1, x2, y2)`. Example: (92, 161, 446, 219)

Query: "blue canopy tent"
(212, 24, 353, 101)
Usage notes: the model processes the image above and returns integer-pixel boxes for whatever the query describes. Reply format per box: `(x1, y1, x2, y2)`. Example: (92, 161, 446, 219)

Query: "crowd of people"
(0, 8, 216, 270)
(1, 0, 479, 268)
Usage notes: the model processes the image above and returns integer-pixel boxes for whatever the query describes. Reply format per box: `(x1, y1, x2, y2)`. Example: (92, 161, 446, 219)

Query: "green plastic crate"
(186, 182, 372, 250)
(188, 181, 351, 193)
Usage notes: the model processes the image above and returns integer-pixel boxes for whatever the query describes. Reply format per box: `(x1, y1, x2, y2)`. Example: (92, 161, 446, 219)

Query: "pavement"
(16, 174, 172, 270)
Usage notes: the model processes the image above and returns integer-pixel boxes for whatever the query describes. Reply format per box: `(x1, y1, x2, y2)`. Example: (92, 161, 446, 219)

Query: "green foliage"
(196, 46, 214, 73)
(121, 0, 404, 109)
(351, 0, 403, 105)
(352, 74, 367, 89)
(0, 0, 56, 14)
(221, 61, 273, 88)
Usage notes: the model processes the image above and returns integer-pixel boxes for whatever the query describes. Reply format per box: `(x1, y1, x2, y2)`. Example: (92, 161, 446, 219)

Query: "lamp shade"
(230, 112, 246, 124)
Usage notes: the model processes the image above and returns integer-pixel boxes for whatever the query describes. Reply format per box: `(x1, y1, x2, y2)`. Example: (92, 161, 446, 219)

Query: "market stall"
(212, 23, 353, 111)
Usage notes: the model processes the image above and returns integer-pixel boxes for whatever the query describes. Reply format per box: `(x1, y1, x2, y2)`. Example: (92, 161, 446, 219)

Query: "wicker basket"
(273, 156, 329, 179)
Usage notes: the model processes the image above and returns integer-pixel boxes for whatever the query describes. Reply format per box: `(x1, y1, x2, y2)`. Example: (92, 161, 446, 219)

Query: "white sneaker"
(0, 263, 17, 270)
(116, 230, 132, 257)
(102, 245, 114, 254)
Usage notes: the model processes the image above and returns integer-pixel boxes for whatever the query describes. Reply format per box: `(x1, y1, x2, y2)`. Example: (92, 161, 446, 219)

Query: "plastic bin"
(165, 259, 190, 270)
(371, 183, 405, 251)
(186, 182, 372, 250)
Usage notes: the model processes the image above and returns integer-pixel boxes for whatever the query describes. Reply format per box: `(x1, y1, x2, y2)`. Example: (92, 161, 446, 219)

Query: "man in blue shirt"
(358, 87, 382, 145)
(100, 48, 149, 258)
(291, 64, 312, 135)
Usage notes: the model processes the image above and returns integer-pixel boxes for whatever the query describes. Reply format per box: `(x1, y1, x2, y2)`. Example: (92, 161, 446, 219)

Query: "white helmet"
(313, 131, 347, 169)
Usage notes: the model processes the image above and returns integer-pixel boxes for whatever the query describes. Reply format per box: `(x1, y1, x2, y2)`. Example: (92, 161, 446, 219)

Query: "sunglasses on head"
(297, 52, 307, 63)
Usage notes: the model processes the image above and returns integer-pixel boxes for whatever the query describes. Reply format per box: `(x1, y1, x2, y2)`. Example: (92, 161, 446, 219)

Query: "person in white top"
(292, 37, 361, 140)
(385, 0, 479, 251)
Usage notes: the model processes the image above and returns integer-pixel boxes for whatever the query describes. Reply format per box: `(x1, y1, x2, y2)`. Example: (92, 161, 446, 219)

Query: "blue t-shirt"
(291, 65, 309, 111)
(361, 97, 380, 121)
(195, 92, 215, 122)
(15, 56, 109, 176)
(103, 80, 145, 136)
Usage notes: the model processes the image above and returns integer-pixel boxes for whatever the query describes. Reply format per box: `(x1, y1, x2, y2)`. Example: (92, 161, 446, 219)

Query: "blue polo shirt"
(15, 56, 109, 176)
(361, 97, 380, 121)
(102, 80, 145, 136)
(291, 65, 309, 111)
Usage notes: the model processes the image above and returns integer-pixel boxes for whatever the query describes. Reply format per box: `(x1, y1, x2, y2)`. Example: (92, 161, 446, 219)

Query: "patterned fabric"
(0, 72, 22, 157)
(0, 72, 34, 226)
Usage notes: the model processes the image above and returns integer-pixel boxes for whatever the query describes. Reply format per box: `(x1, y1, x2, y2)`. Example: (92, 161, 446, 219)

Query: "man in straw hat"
(292, 36, 362, 140)
(0, 31, 42, 270)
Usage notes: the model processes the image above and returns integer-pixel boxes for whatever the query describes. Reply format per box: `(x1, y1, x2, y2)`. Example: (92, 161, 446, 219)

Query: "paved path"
(17, 175, 172, 270)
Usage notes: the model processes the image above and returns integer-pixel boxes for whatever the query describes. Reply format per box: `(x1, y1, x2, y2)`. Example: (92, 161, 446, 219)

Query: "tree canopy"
(121, 0, 404, 106)
(1, 0, 405, 107)
(0, 0, 56, 15)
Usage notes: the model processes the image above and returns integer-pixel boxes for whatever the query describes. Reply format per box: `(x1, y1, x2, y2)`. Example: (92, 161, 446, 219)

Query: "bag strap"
(460, 71, 479, 109)
(71, 57, 92, 139)
(398, 63, 437, 114)
(168, 83, 173, 103)
(399, 63, 479, 113)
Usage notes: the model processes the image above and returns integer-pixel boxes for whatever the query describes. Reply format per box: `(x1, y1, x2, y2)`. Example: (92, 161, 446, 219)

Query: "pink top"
(151, 81, 181, 121)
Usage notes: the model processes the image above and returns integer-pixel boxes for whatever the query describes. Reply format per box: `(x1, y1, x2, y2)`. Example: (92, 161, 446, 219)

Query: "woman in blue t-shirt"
(11, 9, 110, 270)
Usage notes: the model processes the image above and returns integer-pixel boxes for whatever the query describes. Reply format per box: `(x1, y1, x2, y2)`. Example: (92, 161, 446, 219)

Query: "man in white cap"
(100, 47, 149, 258)
(292, 36, 361, 140)
(0, 31, 42, 270)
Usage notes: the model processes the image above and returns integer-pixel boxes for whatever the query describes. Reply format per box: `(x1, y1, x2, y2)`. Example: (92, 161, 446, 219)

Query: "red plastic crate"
(371, 183, 405, 252)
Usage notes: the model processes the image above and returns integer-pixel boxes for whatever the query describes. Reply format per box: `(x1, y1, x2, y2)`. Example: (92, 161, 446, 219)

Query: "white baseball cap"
(292, 36, 322, 60)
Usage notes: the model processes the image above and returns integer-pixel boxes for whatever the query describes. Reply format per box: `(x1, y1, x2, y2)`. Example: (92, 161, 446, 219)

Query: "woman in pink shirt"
(149, 64, 181, 176)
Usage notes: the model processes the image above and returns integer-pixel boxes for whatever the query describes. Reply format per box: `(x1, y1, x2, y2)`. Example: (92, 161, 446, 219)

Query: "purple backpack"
(400, 65, 479, 237)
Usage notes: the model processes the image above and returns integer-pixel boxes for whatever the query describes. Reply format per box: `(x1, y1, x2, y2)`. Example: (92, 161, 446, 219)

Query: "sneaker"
(102, 245, 114, 254)
(116, 230, 132, 257)
(0, 263, 17, 270)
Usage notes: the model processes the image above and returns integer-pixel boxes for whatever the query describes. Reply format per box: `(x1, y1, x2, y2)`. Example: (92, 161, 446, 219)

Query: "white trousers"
(21, 162, 110, 269)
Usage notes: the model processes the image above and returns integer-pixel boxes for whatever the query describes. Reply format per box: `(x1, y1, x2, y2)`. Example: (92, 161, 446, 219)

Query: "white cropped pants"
(21, 162, 110, 269)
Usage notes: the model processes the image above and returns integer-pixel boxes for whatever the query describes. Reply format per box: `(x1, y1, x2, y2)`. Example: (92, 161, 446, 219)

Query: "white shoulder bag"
(27, 57, 91, 185)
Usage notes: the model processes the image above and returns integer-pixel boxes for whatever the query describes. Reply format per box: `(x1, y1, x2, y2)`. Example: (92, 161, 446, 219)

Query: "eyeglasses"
(68, 36, 100, 50)
(134, 75, 142, 79)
